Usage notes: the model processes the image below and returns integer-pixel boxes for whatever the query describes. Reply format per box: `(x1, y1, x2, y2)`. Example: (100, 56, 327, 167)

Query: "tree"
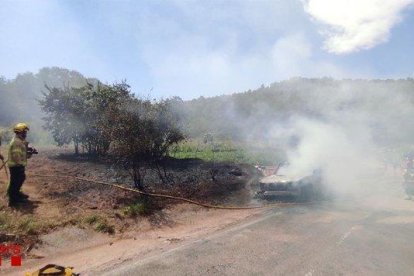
(39, 82, 132, 155)
(39, 85, 86, 154)
(109, 98, 185, 190)
(40, 81, 185, 191)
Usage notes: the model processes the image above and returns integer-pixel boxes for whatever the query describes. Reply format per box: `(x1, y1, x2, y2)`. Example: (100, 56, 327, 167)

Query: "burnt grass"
(53, 153, 254, 197)
(40, 150, 257, 222)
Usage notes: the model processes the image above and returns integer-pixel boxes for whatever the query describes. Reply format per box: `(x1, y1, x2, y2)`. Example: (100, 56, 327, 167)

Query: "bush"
(84, 214, 115, 234)
(95, 221, 115, 234)
(122, 202, 147, 217)
(84, 214, 100, 224)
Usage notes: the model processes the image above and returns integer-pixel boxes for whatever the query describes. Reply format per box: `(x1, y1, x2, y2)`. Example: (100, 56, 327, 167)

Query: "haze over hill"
(0, 67, 98, 143)
(2, 67, 414, 153)
(182, 77, 414, 145)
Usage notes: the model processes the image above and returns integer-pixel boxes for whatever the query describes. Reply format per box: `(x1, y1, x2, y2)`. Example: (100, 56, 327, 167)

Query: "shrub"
(122, 202, 147, 217)
(95, 221, 115, 234)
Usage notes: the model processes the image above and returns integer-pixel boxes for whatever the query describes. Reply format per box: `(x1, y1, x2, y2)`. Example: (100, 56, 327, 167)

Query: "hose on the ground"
(0, 159, 8, 178)
(30, 173, 276, 210)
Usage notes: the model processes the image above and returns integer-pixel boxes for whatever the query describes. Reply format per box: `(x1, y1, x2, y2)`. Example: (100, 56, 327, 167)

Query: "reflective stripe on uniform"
(7, 137, 27, 167)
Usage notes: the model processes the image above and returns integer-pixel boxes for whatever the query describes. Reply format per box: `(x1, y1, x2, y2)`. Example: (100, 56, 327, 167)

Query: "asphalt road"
(100, 194, 414, 276)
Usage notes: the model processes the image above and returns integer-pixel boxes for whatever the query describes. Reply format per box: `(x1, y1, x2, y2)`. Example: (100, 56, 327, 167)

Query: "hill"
(181, 77, 414, 147)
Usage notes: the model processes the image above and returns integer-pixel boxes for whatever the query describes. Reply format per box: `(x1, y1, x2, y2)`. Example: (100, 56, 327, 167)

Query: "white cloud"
(303, 0, 414, 54)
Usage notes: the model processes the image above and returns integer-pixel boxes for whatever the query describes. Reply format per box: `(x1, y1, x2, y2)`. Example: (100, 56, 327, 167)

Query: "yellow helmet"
(13, 122, 30, 133)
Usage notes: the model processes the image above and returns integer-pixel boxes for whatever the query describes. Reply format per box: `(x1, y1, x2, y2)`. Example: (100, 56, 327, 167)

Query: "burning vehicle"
(255, 165, 323, 201)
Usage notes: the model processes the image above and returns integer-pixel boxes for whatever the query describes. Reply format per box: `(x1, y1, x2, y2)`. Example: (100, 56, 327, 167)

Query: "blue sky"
(1, 0, 414, 99)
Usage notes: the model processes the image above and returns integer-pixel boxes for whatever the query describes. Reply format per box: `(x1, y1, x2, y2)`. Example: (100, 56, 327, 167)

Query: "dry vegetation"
(0, 148, 256, 253)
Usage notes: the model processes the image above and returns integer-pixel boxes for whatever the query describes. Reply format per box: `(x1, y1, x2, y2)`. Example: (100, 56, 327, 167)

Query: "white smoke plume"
(279, 118, 384, 197)
(256, 80, 414, 198)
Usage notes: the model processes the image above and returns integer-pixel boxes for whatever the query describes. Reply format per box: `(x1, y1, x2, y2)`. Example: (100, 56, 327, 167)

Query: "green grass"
(170, 139, 284, 165)
(122, 202, 147, 217)
(95, 221, 115, 234)
(84, 214, 115, 234)
(0, 211, 54, 236)
(17, 217, 39, 235)
(0, 212, 12, 233)
(84, 214, 100, 224)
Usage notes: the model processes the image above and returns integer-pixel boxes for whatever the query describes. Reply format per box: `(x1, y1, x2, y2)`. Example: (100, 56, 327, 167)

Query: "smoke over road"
(269, 80, 412, 198)
(279, 118, 385, 197)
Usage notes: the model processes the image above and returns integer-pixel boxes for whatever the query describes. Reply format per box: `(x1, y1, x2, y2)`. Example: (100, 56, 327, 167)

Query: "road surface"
(98, 195, 414, 276)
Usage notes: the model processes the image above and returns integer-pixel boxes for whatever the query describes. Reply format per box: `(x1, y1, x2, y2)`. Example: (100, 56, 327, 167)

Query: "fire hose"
(1, 147, 37, 179)
(30, 174, 293, 210)
(0, 159, 8, 178)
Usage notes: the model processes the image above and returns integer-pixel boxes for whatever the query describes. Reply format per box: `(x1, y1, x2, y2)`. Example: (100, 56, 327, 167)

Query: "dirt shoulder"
(0, 148, 262, 274)
(5, 204, 262, 275)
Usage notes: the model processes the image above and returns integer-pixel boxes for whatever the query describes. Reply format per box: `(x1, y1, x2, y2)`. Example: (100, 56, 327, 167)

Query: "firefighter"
(7, 123, 32, 207)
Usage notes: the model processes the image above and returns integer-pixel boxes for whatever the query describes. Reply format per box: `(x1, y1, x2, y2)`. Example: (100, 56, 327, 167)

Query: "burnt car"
(255, 169, 323, 201)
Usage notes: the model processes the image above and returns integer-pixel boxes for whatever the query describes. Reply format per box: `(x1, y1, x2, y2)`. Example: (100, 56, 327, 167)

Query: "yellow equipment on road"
(25, 264, 78, 276)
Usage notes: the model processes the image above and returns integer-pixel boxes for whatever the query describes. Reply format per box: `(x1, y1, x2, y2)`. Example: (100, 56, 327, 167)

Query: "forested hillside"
(181, 78, 414, 147)
(0, 67, 97, 142)
(2, 68, 414, 150)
